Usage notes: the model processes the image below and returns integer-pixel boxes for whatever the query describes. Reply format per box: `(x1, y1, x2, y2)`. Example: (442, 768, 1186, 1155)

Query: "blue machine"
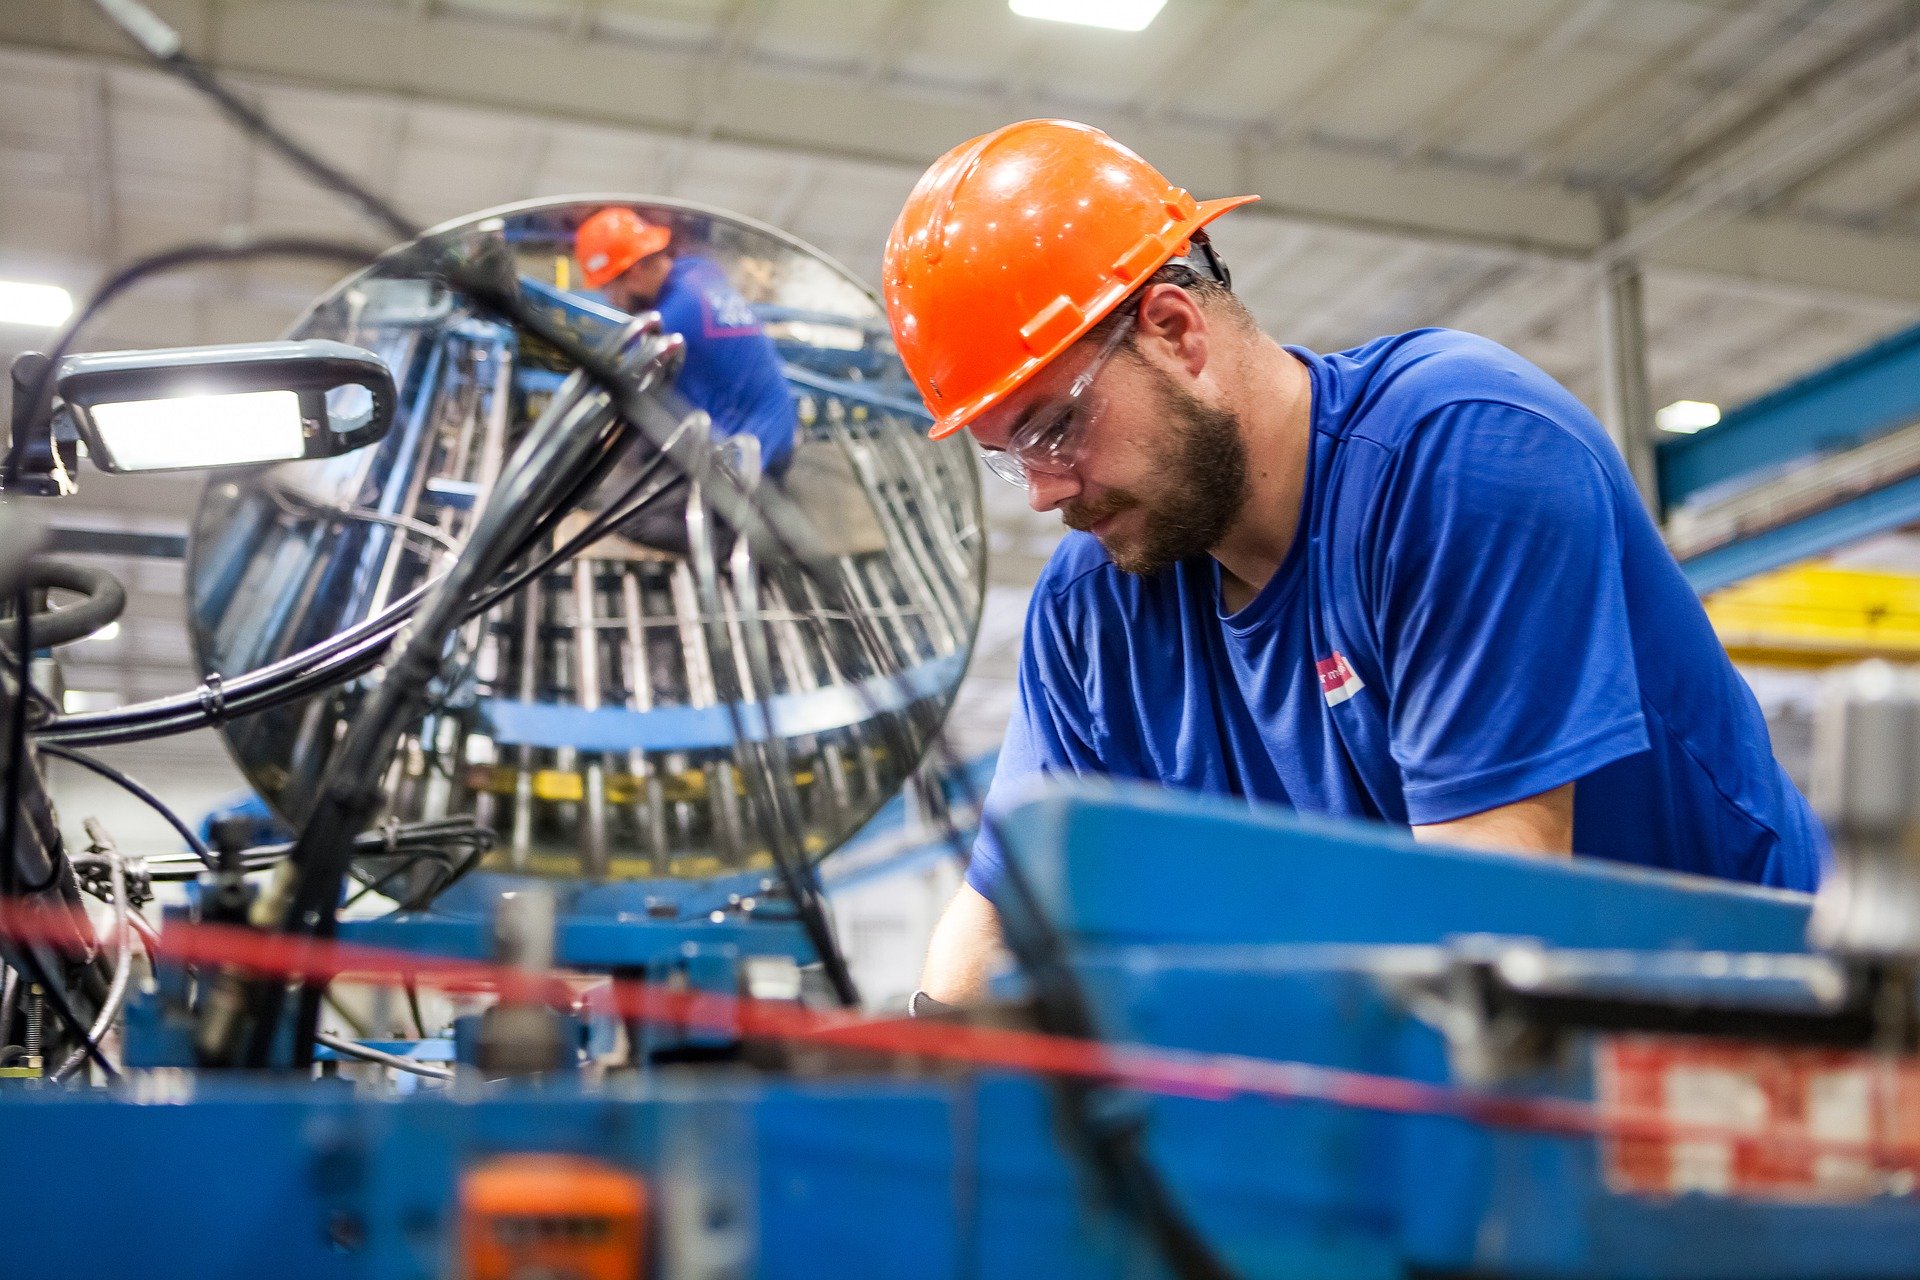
(7, 783, 1917, 1279)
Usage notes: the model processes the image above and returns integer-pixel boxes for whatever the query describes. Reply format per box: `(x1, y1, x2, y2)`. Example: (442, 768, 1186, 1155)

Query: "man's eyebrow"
(998, 399, 1054, 444)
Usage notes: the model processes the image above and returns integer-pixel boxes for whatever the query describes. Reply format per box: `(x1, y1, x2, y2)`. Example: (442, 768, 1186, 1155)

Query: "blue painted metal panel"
(998, 780, 1811, 955)
(341, 912, 810, 969)
(479, 653, 963, 752)
(1659, 318, 1920, 511)
(1680, 470, 1920, 593)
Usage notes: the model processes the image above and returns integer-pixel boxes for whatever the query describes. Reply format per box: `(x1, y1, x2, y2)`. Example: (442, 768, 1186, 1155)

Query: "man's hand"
(1412, 781, 1575, 856)
(919, 883, 1005, 1005)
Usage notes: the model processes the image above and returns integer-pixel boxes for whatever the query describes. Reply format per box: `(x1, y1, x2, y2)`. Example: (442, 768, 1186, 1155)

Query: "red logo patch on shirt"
(1316, 652, 1364, 706)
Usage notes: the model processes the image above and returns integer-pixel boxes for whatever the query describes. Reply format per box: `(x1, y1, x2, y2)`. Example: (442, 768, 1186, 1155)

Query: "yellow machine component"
(1707, 563, 1920, 667)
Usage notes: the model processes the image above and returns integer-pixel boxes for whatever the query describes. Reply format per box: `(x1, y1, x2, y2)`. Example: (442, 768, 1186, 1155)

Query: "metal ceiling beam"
(1762, 102, 1920, 216)
(856, 0, 924, 91)
(1250, 0, 1439, 147)
(6, 1, 1920, 309)
(505, 124, 549, 202)
(762, 161, 823, 229)
(1661, 315, 1920, 512)
(661, 0, 772, 194)
(80, 67, 118, 263)
(1515, 0, 1815, 184)
(1124, 0, 1258, 122)
(1598, 37, 1920, 269)
(1634, 1, 1915, 198)
(1387, 0, 1613, 164)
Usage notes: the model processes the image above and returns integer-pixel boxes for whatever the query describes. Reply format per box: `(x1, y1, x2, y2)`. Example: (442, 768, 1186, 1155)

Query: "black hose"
(241, 335, 650, 1067)
(0, 595, 116, 1078)
(19, 560, 126, 648)
(38, 744, 215, 867)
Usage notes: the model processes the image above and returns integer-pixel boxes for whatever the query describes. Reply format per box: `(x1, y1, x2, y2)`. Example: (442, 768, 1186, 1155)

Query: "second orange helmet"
(574, 207, 672, 290)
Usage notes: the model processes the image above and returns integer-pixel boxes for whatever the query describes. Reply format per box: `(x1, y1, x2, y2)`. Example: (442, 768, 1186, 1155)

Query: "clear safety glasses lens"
(976, 316, 1134, 489)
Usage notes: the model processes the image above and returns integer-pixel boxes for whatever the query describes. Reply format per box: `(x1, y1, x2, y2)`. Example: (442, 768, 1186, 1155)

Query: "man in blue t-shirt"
(882, 119, 1828, 1006)
(574, 207, 797, 551)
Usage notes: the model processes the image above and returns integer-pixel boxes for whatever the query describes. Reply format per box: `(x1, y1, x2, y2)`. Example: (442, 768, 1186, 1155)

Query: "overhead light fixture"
(1009, 0, 1166, 32)
(0, 281, 74, 329)
(51, 339, 396, 475)
(89, 390, 308, 472)
(1655, 399, 1721, 435)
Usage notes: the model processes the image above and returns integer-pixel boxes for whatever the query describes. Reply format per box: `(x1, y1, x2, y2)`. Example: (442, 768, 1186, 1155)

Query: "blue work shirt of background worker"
(967, 328, 1829, 903)
(642, 254, 797, 476)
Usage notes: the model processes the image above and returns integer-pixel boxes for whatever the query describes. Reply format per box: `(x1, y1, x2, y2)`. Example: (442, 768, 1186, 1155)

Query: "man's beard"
(1062, 365, 1249, 576)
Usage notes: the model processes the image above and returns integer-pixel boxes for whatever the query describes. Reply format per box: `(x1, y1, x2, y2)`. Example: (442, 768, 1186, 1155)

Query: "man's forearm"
(919, 883, 1005, 1005)
(1412, 781, 1575, 856)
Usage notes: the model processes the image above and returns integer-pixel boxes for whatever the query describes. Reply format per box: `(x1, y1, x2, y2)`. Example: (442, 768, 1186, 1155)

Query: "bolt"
(23, 984, 44, 1072)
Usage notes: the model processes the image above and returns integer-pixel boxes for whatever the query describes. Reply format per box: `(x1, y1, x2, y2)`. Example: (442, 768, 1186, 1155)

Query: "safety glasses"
(978, 310, 1136, 488)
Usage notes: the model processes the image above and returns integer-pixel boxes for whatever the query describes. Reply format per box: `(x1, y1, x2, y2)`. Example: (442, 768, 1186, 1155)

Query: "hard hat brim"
(925, 192, 1260, 440)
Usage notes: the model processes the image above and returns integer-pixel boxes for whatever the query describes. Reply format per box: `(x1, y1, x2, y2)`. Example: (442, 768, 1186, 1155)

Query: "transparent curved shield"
(187, 197, 984, 885)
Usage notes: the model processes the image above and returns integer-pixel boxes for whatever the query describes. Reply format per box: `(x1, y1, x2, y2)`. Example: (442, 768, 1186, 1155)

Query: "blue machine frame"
(7, 784, 1918, 1279)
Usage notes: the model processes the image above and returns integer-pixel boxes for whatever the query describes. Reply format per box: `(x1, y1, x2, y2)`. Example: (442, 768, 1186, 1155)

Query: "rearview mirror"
(55, 339, 395, 475)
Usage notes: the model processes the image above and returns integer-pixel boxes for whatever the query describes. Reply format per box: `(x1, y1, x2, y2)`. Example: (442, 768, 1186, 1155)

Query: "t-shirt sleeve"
(966, 589, 1103, 904)
(1373, 401, 1650, 825)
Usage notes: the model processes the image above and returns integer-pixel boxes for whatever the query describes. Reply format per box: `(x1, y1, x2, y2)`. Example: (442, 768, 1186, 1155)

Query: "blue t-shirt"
(651, 255, 797, 475)
(970, 328, 1828, 902)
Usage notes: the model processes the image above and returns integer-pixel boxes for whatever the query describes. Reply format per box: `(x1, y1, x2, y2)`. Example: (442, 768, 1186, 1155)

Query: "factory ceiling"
(3, 0, 1919, 749)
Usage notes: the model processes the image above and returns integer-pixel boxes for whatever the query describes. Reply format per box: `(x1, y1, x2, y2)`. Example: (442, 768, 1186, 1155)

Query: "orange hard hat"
(574, 207, 672, 289)
(883, 119, 1258, 439)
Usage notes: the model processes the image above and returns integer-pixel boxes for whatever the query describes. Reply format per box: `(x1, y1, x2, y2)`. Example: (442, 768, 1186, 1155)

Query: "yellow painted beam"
(1707, 563, 1920, 667)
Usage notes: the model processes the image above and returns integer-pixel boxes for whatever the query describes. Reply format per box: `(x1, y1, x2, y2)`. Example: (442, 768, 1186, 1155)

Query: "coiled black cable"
(18, 560, 126, 649)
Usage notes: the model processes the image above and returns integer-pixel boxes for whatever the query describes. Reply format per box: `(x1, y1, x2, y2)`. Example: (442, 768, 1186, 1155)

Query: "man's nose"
(1026, 467, 1080, 514)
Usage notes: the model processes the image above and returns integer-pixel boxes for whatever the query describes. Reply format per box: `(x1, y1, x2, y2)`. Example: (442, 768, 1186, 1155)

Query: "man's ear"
(1133, 282, 1208, 378)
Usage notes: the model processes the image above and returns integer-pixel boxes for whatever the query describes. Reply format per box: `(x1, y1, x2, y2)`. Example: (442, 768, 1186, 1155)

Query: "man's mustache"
(1062, 490, 1140, 533)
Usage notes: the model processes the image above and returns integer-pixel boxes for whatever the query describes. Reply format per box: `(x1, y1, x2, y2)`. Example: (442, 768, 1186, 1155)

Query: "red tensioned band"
(3, 895, 1915, 1172)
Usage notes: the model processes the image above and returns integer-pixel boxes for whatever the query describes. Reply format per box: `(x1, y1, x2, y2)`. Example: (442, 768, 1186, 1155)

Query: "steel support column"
(1594, 198, 1660, 515)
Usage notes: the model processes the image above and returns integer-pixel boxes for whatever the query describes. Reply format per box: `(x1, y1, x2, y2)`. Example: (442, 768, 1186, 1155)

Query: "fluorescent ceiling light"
(0, 281, 74, 328)
(1655, 399, 1721, 434)
(89, 389, 306, 472)
(1010, 0, 1166, 32)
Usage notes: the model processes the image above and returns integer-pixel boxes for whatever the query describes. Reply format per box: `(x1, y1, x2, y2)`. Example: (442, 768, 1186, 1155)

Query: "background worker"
(882, 120, 1829, 1007)
(573, 207, 798, 550)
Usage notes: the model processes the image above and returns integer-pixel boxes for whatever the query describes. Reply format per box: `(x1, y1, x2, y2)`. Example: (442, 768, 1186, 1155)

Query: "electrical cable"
(139, 817, 492, 883)
(315, 1030, 453, 1081)
(38, 743, 215, 867)
(16, 560, 127, 649)
(245, 332, 658, 1067)
(0, 593, 116, 1078)
(2, 591, 31, 905)
(51, 821, 133, 1083)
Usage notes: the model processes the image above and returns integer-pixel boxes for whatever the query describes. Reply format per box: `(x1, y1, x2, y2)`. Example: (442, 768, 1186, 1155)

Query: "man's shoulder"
(1324, 327, 1591, 450)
